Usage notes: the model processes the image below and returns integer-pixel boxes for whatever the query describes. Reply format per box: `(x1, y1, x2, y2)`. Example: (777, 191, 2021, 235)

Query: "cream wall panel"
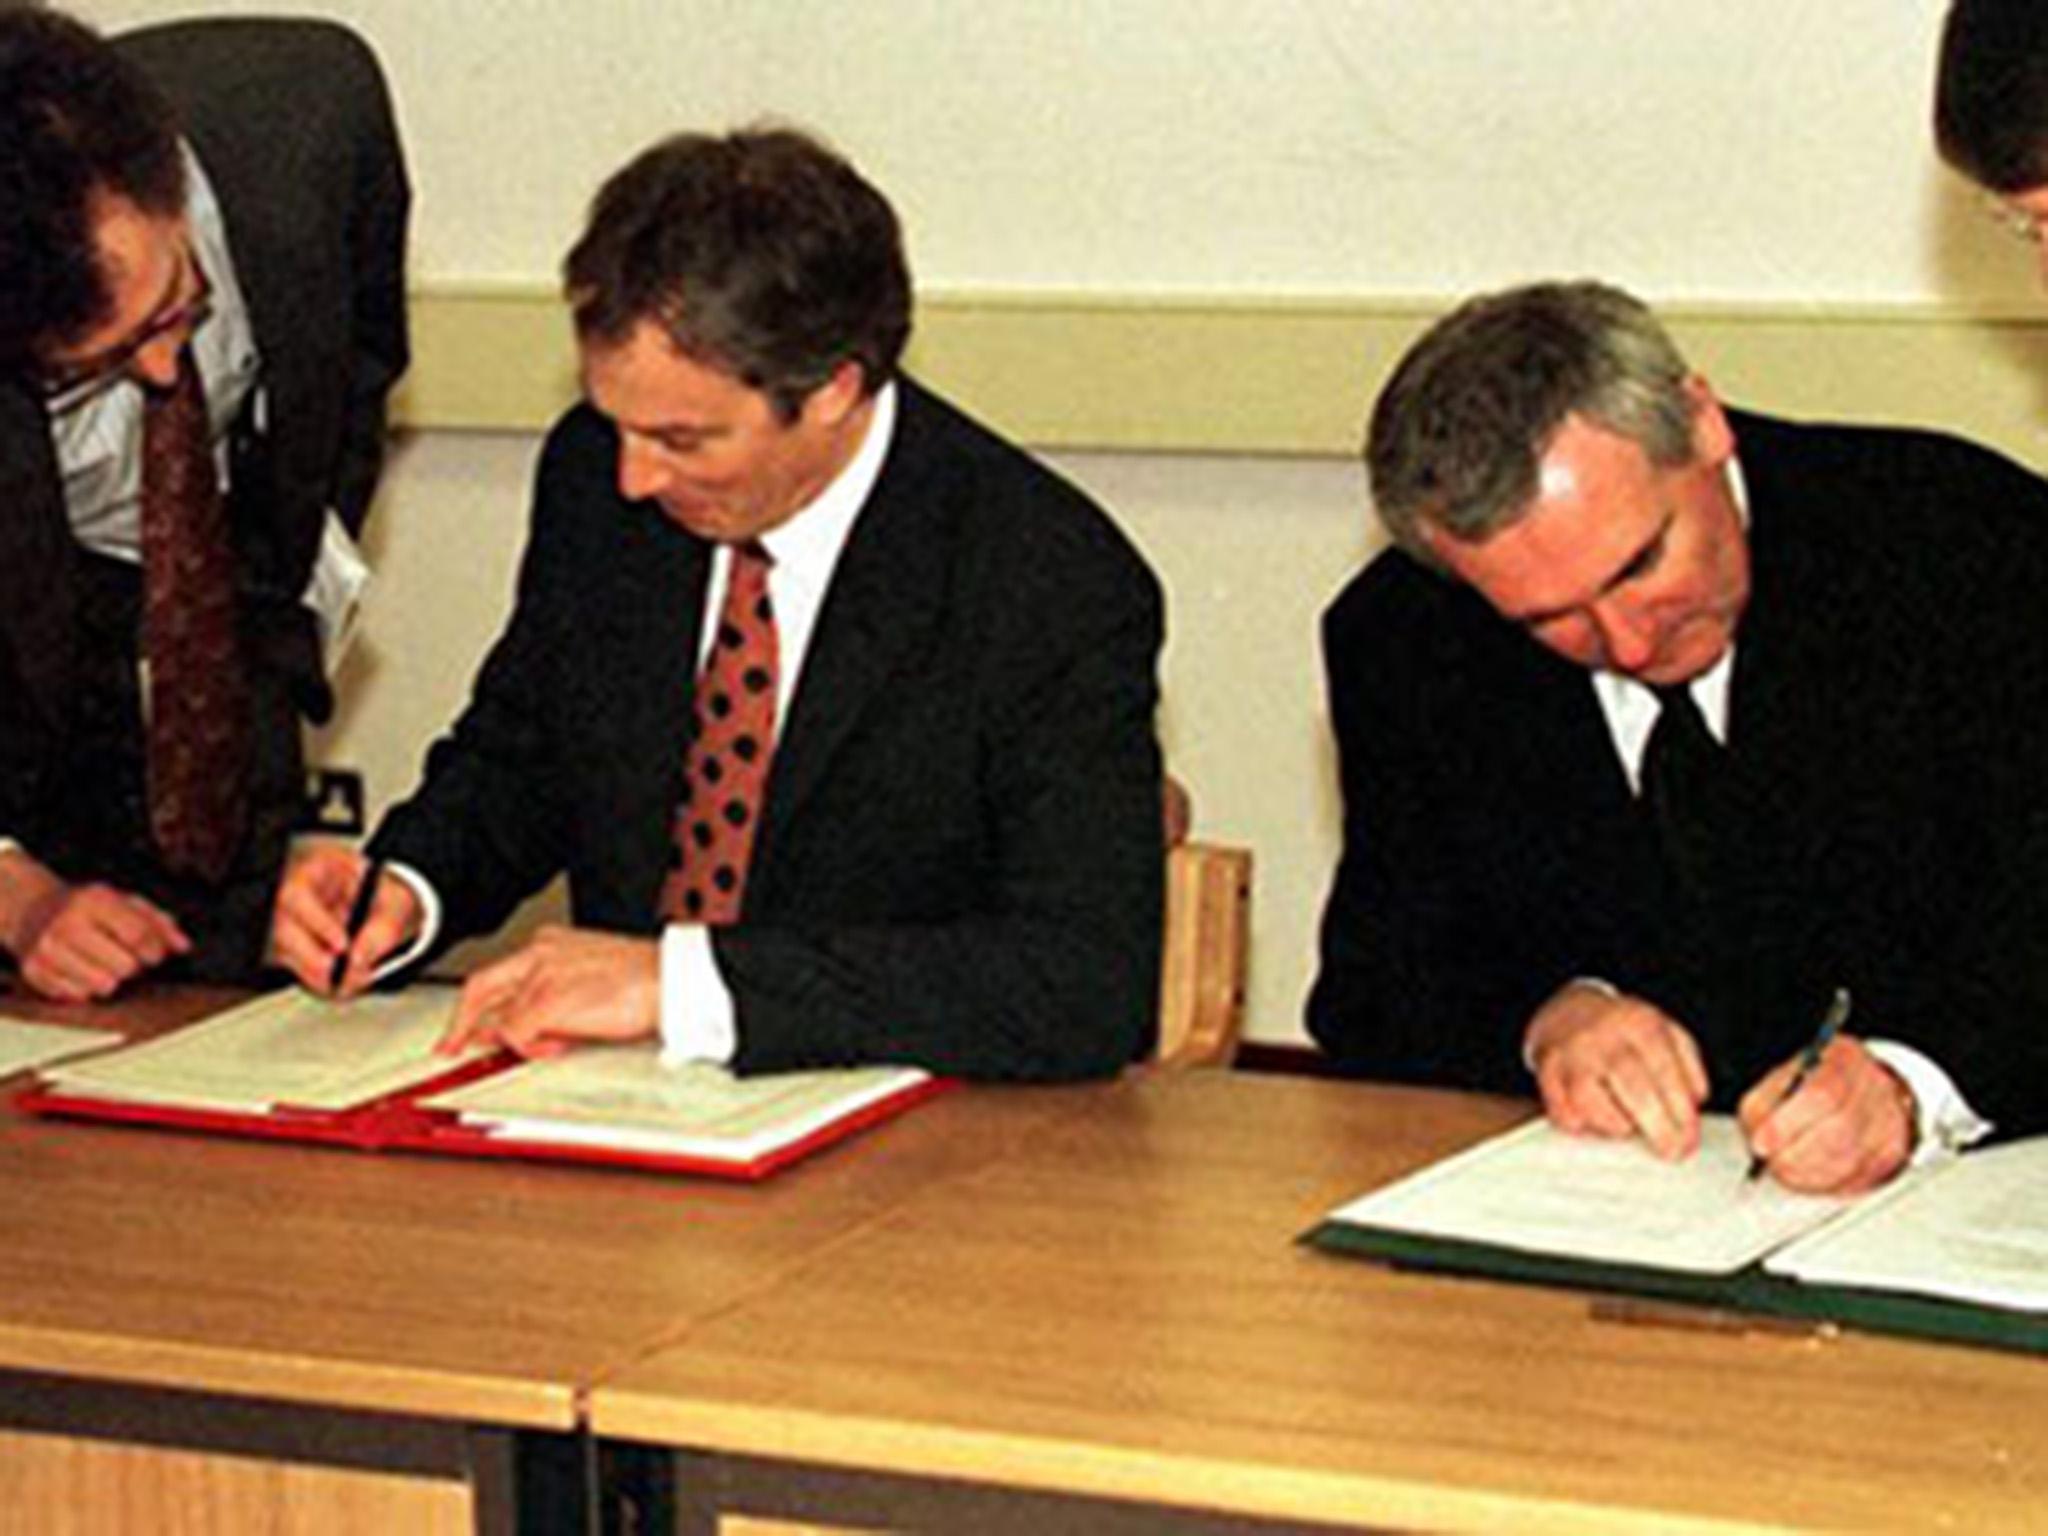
(394, 285, 2048, 468)
(74, 0, 2023, 304)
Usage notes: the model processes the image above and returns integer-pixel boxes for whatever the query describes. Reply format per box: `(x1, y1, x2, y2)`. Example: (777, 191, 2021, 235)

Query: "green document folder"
(1304, 1119, 2048, 1357)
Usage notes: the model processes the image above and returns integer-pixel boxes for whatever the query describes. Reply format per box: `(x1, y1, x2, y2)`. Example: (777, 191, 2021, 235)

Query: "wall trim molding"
(396, 283, 2048, 466)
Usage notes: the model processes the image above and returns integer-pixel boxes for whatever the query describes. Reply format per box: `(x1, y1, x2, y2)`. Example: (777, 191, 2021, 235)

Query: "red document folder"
(18, 1043, 950, 1182)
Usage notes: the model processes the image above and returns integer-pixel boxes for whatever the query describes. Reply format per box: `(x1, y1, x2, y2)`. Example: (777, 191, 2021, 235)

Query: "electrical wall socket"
(302, 767, 366, 836)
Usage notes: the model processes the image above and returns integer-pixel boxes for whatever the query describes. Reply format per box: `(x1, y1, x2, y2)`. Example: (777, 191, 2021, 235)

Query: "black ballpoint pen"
(1745, 986, 1853, 1182)
(329, 858, 385, 993)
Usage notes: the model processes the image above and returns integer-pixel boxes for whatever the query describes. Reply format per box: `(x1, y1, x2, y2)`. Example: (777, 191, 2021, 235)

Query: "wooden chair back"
(1154, 840, 1252, 1067)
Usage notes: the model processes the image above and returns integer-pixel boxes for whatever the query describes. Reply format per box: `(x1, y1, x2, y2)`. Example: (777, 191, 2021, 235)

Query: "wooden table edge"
(586, 1390, 1785, 1535)
(0, 1323, 577, 1430)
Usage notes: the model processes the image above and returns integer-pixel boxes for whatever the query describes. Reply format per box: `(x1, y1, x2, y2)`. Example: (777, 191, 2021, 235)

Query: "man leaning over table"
(271, 126, 1166, 1084)
(1306, 279, 2048, 1193)
(0, 9, 409, 1001)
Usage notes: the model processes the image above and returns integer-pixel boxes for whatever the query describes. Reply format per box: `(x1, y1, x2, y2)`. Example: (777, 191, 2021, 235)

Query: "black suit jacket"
(1308, 411, 2048, 1135)
(0, 19, 409, 974)
(373, 381, 1166, 1082)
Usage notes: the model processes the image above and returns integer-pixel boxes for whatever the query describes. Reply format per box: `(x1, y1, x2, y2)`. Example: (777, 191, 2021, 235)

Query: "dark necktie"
(1640, 682, 1727, 897)
(660, 542, 779, 924)
(140, 352, 250, 883)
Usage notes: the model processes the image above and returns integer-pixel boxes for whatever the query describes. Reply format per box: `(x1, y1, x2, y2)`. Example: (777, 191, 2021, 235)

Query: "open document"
(1321, 1117, 1853, 1275)
(1308, 1114, 2048, 1348)
(22, 989, 944, 1180)
(1765, 1137, 2048, 1312)
(0, 1018, 125, 1081)
(36, 988, 480, 1113)
(419, 1043, 933, 1165)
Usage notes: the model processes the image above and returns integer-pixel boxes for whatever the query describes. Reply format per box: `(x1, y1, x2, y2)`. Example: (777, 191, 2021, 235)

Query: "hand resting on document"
(435, 926, 660, 1059)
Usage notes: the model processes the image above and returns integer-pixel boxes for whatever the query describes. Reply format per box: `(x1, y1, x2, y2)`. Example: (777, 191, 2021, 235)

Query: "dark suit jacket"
(0, 19, 409, 975)
(373, 381, 1166, 1083)
(1308, 410, 2048, 1136)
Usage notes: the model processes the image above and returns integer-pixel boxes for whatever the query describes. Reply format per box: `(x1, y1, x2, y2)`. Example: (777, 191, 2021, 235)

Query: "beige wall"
(72, 0, 2048, 1044)
(70, 0, 2029, 305)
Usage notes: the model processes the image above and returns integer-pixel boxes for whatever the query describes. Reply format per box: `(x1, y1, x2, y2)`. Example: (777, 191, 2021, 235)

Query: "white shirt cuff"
(1864, 1038, 1994, 1165)
(374, 860, 442, 983)
(659, 924, 737, 1065)
(303, 510, 372, 671)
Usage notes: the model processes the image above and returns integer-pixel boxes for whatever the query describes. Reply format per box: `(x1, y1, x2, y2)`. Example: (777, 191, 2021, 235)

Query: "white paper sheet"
(420, 1042, 929, 1161)
(0, 1018, 125, 1080)
(1327, 1116, 1852, 1275)
(39, 989, 479, 1113)
(1767, 1138, 2048, 1312)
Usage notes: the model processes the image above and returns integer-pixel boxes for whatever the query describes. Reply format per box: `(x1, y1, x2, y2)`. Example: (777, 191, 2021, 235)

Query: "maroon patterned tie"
(140, 352, 251, 883)
(660, 542, 779, 923)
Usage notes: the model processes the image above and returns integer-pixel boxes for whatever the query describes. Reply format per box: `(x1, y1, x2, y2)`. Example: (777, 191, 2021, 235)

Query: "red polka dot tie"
(660, 541, 778, 924)
(140, 351, 251, 884)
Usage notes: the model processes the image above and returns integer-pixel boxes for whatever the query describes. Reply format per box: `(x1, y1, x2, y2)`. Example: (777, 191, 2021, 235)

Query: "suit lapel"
(760, 388, 952, 849)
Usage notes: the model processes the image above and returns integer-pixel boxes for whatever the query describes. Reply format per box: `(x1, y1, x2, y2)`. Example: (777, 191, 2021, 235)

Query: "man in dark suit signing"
(1308, 280, 2048, 1191)
(272, 128, 1165, 1082)
(0, 10, 409, 999)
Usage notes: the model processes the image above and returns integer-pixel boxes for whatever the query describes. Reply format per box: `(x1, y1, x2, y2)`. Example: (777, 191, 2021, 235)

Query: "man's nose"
(616, 435, 668, 502)
(1589, 597, 1655, 674)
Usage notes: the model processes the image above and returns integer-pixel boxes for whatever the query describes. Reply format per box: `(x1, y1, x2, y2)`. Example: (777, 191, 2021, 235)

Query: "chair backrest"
(1154, 840, 1252, 1068)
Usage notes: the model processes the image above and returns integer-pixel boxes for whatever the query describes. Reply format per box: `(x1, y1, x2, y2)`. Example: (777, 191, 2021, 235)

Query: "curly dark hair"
(564, 126, 911, 422)
(0, 8, 184, 373)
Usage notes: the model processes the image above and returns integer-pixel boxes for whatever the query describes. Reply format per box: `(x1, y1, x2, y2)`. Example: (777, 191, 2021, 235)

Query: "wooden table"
(0, 985, 1092, 1533)
(593, 1071, 2048, 1534)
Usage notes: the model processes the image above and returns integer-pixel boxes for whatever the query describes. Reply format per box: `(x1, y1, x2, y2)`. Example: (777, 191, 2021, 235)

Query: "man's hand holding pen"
(270, 846, 423, 999)
(1738, 1035, 1918, 1194)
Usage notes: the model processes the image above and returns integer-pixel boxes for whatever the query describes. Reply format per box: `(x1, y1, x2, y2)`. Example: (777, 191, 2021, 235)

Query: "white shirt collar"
(757, 380, 896, 582)
(1593, 453, 1749, 791)
(699, 382, 899, 705)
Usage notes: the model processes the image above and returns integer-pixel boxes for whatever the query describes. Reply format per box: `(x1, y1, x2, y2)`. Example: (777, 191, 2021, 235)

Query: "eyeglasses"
(1979, 191, 2048, 247)
(35, 244, 214, 415)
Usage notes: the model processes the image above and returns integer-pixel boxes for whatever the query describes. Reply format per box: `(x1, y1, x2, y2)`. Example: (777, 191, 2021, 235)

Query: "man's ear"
(802, 360, 869, 429)
(1683, 375, 1737, 468)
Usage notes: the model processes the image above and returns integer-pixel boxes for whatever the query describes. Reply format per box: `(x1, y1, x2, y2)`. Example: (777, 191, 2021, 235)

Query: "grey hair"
(1365, 281, 1700, 566)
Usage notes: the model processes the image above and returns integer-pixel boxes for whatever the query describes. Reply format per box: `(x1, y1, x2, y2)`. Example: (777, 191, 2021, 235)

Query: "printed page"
(420, 1042, 930, 1161)
(40, 989, 480, 1113)
(1328, 1116, 1852, 1275)
(0, 1019, 125, 1080)
(1766, 1138, 2048, 1311)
